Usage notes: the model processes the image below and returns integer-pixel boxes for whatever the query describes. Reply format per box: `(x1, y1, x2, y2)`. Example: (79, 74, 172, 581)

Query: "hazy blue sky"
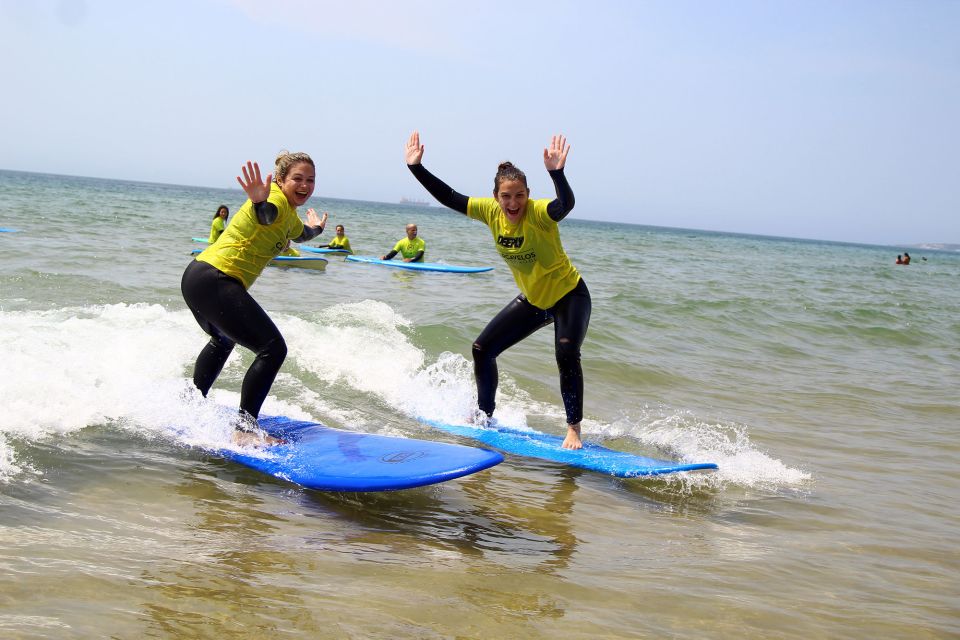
(1, 0, 957, 245)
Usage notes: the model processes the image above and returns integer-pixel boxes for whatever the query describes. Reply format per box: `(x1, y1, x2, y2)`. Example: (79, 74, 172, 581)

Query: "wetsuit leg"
(180, 260, 287, 418)
(181, 260, 236, 396)
(472, 295, 552, 416)
(550, 279, 591, 425)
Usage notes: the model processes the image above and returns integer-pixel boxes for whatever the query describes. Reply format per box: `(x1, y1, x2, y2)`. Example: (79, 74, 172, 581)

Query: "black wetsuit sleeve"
(411, 250, 425, 262)
(294, 224, 323, 242)
(546, 168, 575, 222)
(253, 201, 278, 225)
(407, 164, 469, 214)
(383, 249, 398, 260)
(253, 201, 323, 242)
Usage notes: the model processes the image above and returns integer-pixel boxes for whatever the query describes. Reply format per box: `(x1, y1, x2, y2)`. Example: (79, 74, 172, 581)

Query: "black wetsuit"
(408, 163, 590, 425)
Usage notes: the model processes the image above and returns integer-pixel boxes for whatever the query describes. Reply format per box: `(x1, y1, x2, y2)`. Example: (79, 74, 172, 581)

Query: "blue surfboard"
(219, 415, 503, 491)
(191, 237, 209, 243)
(299, 246, 351, 255)
(422, 419, 718, 477)
(0, 228, 19, 233)
(346, 255, 493, 273)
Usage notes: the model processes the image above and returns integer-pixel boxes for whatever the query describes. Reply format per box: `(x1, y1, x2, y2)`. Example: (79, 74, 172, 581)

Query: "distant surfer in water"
(181, 153, 328, 445)
(381, 223, 425, 262)
(404, 131, 590, 449)
(317, 224, 352, 253)
(208, 204, 229, 243)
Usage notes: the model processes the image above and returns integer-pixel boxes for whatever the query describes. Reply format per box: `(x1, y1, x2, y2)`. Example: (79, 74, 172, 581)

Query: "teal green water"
(1, 169, 958, 638)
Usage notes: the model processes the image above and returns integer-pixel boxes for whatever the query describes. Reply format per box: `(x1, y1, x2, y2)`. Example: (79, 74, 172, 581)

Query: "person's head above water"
(274, 151, 316, 208)
(406, 223, 418, 239)
(214, 205, 229, 219)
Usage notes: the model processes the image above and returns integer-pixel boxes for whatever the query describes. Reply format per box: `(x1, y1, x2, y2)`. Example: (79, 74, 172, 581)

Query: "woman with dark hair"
(208, 204, 229, 243)
(404, 131, 591, 449)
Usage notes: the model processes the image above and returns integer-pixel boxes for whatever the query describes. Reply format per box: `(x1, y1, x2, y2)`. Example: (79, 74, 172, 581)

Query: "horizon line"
(0, 166, 954, 252)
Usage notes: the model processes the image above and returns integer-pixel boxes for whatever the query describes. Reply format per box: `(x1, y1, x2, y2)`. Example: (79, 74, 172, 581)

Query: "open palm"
(405, 131, 425, 165)
(543, 135, 570, 171)
(236, 161, 273, 203)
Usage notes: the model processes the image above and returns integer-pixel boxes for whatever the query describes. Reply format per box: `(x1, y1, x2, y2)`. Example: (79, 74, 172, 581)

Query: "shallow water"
(1, 169, 958, 638)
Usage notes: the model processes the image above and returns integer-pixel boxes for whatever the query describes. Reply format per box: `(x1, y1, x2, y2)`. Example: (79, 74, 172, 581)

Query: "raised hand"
(236, 161, 273, 203)
(405, 131, 425, 165)
(305, 208, 328, 229)
(543, 135, 570, 171)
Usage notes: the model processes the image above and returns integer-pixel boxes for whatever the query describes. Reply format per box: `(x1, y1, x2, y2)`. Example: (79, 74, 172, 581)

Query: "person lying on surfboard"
(181, 152, 329, 446)
(404, 131, 591, 449)
(316, 224, 352, 253)
(380, 223, 425, 262)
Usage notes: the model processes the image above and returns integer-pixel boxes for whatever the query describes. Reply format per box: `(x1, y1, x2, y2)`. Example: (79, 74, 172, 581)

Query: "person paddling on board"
(381, 223, 425, 262)
(208, 204, 229, 243)
(404, 131, 591, 449)
(317, 224, 352, 253)
(181, 152, 328, 446)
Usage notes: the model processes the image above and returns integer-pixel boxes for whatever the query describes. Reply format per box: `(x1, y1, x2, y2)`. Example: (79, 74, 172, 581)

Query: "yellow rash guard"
(467, 197, 580, 309)
(391, 236, 425, 260)
(208, 216, 225, 243)
(196, 182, 305, 289)
(328, 235, 352, 252)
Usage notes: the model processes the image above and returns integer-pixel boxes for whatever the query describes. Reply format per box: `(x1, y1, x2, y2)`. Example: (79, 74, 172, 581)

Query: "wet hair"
(335, 225, 345, 232)
(213, 204, 229, 219)
(274, 150, 315, 182)
(493, 161, 528, 196)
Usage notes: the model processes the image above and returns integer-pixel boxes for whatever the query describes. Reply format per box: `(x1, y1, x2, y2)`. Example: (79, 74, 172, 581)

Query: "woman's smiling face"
(495, 179, 529, 223)
(277, 161, 315, 207)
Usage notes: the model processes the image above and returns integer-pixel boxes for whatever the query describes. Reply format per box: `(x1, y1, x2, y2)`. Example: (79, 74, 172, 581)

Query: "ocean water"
(0, 169, 957, 639)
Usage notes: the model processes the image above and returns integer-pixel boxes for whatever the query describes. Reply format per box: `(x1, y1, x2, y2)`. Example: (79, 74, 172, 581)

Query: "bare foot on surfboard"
(561, 424, 583, 450)
(467, 409, 493, 427)
(232, 411, 285, 447)
(232, 429, 284, 447)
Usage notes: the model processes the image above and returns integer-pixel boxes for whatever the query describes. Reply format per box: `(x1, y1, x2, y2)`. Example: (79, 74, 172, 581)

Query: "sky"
(0, 0, 957, 245)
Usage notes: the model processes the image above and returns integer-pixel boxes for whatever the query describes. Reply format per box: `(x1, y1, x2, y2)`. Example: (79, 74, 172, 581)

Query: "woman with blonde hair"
(181, 152, 329, 443)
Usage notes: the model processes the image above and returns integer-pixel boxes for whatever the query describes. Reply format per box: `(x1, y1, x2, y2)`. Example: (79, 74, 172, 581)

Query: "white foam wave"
(0, 301, 810, 490)
(0, 303, 315, 481)
(288, 300, 532, 429)
(602, 410, 812, 490)
(290, 302, 809, 490)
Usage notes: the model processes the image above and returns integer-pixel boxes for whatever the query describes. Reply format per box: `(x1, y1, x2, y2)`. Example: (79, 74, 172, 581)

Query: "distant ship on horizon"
(399, 197, 430, 206)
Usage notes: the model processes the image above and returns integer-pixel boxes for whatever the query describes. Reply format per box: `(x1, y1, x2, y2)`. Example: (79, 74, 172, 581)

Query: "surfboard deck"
(299, 246, 351, 255)
(422, 419, 718, 477)
(0, 228, 19, 233)
(268, 255, 328, 270)
(346, 255, 493, 273)
(218, 415, 504, 491)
